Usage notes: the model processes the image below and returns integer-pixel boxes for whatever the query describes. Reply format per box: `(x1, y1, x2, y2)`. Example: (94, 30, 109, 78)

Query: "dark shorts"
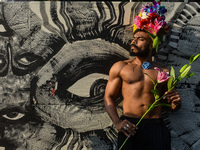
(118, 116, 171, 150)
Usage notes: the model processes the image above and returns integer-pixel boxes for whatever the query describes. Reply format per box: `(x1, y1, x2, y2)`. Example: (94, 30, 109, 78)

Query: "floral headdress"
(133, 0, 169, 52)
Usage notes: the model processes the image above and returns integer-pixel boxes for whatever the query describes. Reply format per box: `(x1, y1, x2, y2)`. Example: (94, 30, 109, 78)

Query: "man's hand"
(115, 120, 138, 138)
(164, 89, 181, 111)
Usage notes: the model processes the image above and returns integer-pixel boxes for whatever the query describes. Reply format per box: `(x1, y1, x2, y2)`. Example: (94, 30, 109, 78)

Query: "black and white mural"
(0, 1, 200, 150)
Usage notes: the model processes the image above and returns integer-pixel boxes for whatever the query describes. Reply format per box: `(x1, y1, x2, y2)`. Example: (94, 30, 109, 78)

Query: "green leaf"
(167, 76, 173, 91)
(149, 103, 172, 111)
(189, 55, 194, 64)
(179, 64, 187, 74)
(177, 77, 182, 82)
(180, 65, 191, 79)
(155, 94, 160, 100)
(148, 103, 158, 111)
(151, 89, 159, 95)
(185, 72, 195, 78)
(153, 36, 158, 49)
(193, 54, 200, 62)
(154, 103, 172, 108)
(170, 66, 175, 79)
(147, 31, 156, 40)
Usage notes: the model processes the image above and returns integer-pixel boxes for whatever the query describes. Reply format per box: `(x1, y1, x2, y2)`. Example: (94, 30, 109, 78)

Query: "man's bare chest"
(120, 64, 157, 85)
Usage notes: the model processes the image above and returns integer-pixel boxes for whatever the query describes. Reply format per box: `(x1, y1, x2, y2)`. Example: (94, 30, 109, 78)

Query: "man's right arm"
(104, 62, 137, 137)
(104, 62, 122, 126)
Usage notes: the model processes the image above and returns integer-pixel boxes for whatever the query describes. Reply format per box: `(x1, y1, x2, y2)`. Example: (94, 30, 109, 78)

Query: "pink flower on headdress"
(134, 16, 141, 24)
(148, 19, 163, 35)
(133, 16, 143, 30)
(154, 67, 170, 83)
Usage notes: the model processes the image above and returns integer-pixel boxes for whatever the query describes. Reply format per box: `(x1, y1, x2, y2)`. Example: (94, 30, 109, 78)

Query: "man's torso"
(119, 59, 166, 118)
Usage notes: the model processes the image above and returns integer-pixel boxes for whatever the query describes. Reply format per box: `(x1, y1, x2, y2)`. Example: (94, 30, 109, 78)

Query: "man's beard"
(129, 44, 149, 57)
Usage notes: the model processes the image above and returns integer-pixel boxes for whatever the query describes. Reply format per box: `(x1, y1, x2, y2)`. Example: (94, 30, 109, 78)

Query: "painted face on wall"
(0, 34, 130, 149)
(0, 2, 66, 149)
(32, 39, 130, 149)
(0, 1, 131, 149)
(0, 30, 66, 149)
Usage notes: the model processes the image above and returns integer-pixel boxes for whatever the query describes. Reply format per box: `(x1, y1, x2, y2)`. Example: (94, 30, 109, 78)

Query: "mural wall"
(0, 1, 200, 150)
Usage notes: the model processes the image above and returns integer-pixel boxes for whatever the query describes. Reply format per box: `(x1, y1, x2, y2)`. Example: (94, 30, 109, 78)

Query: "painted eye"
(2, 112, 25, 120)
(19, 57, 30, 64)
(67, 73, 108, 97)
(18, 55, 38, 66)
(16, 53, 41, 67)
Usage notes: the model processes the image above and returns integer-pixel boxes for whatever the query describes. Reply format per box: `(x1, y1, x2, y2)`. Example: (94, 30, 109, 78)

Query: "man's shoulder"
(109, 60, 131, 76)
(112, 60, 131, 70)
(114, 58, 135, 66)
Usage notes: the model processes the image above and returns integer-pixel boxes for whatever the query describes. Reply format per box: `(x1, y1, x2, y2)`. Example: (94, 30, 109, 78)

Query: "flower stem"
(119, 100, 159, 150)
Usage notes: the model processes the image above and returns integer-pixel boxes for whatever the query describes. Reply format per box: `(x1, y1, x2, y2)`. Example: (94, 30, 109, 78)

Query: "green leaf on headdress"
(147, 31, 156, 41)
(153, 36, 159, 52)
(146, 32, 160, 53)
(153, 36, 158, 48)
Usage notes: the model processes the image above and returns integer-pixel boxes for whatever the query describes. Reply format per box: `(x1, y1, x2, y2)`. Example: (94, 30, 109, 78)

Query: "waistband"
(120, 115, 165, 125)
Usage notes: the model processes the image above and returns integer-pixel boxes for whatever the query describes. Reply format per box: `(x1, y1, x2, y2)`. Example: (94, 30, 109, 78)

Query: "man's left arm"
(164, 89, 181, 111)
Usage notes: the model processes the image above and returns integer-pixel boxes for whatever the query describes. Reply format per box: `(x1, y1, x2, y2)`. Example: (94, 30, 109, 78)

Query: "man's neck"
(135, 56, 153, 66)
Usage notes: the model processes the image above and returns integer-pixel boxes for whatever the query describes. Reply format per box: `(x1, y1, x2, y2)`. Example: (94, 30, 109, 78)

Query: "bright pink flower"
(134, 16, 142, 28)
(147, 19, 163, 35)
(154, 67, 170, 83)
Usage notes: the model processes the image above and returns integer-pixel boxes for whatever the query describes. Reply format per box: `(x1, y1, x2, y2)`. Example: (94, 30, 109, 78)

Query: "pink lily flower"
(148, 19, 163, 35)
(154, 67, 170, 83)
(134, 16, 142, 28)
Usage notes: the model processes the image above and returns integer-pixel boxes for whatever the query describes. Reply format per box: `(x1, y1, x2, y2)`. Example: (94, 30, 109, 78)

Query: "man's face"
(130, 31, 152, 56)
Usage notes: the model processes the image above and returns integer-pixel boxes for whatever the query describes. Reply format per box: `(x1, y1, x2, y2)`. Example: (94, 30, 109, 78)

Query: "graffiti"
(0, 1, 200, 150)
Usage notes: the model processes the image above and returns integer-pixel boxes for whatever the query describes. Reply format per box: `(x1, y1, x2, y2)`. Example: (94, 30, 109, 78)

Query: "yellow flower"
(133, 24, 137, 32)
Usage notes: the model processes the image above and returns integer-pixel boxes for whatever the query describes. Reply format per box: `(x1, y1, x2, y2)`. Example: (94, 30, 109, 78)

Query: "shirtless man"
(104, 29, 181, 150)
